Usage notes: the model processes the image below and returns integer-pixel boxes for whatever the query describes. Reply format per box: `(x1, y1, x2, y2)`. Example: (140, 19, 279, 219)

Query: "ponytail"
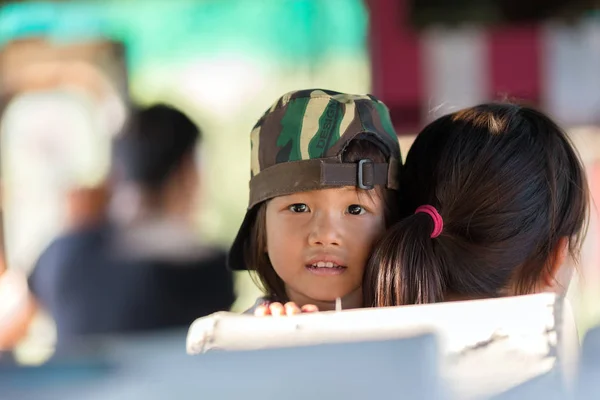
(364, 212, 447, 307)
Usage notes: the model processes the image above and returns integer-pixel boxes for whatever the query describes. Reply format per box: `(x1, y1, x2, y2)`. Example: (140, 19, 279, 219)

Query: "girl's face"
(265, 187, 386, 310)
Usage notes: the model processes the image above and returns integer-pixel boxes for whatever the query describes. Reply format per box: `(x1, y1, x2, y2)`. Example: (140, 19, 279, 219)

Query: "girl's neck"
(285, 287, 363, 311)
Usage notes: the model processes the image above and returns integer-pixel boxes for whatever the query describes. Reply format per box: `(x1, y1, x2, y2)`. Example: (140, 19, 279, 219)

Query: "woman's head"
(227, 89, 402, 310)
(365, 103, 589, 307)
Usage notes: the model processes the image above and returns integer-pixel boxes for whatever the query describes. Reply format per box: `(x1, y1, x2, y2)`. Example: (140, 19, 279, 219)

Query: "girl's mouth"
(305, 262, 347, 275)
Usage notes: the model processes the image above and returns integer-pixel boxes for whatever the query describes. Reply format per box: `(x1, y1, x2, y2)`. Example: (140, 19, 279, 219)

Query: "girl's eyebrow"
(339, 187, 368, 195)
(351, 191, 379, 204)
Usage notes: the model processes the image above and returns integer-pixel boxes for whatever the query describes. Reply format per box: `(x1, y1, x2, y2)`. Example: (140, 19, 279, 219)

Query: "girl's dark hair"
(364, 103, 590, 307)
(112, 104, 200, 191)
(245, 138, 400, 302)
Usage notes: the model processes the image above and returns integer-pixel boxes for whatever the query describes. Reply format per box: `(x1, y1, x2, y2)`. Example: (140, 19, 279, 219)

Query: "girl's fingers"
(301, 304, 319, 313)
(254, 302, 318, 316)
(268, 302, 285, 316)
(284, 302, 302, 315)
(254, 304, 270, 316)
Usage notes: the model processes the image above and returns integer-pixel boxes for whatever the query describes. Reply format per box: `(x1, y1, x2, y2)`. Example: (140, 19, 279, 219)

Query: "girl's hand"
(254, 302, 319, 316)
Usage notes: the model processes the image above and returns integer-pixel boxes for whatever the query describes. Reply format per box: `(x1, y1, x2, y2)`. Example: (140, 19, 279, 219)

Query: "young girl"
(227, 89, 402, 315)
(364, 102, 589, 306)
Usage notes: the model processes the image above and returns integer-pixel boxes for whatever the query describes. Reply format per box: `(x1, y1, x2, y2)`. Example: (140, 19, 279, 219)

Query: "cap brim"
(227, 206, 258, 271)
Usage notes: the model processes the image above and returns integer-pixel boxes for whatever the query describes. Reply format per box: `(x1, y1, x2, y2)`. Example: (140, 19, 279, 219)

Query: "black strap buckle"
(357, 159, 374, 190)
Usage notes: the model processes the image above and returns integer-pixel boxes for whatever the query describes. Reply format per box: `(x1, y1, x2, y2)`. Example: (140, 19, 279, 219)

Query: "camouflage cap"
(229, 88, 401, 271)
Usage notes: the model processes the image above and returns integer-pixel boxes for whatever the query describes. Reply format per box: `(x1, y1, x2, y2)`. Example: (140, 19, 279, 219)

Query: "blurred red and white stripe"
(368, 0, 600, 131)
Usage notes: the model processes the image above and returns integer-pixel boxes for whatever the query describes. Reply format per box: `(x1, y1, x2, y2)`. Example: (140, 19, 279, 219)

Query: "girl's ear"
(541, 237, 571, 294)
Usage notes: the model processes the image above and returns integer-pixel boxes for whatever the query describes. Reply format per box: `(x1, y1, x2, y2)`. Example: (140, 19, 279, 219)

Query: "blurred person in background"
(0, 104, 235, 353)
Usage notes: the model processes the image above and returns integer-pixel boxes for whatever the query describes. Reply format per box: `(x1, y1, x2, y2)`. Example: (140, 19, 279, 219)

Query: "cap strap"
(248, 157, 399, 209)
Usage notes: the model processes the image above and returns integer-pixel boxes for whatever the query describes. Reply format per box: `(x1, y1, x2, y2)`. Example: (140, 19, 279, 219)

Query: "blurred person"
(227, 89, 402, 316)
(0, 104, 235, 352)
(364, 103, 590, 307)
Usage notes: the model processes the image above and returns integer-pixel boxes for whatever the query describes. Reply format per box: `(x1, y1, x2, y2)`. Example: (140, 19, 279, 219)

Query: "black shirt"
(28, 221, 235, 350)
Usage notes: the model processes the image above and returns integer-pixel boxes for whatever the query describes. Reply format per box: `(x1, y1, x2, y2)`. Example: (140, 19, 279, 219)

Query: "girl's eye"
(347, 204, 366, 215)
(289, 203, 310, 213)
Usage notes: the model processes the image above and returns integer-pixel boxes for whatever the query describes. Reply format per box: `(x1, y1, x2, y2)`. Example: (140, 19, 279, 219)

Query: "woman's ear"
(541, 237, 571, 294)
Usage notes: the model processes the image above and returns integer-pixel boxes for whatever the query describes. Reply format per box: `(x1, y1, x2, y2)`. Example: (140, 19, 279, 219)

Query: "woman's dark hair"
(246, 138, 400, 302)
(112, 104, 200, 191)
(364, 103, 590, 307)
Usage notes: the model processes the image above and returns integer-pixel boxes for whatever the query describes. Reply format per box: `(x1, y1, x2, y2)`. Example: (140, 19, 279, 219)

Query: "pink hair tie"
(415, 205, 443, 238)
